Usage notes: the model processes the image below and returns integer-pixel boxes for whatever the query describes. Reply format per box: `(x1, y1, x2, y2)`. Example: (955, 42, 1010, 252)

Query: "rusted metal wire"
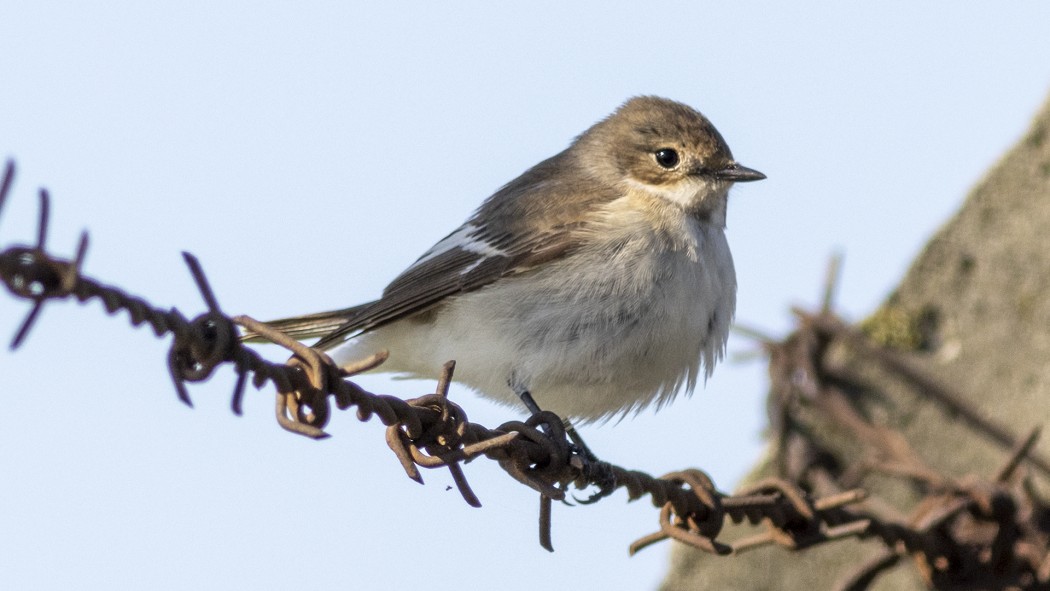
(0, 159, 875, 556)
(4, 159, 1049, 586)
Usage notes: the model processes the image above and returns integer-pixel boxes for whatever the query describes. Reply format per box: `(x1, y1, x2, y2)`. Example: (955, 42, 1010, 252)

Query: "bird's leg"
(512, 386, 597, 463)
(515, 388, 544, 416)
(562, 418, 598, 463)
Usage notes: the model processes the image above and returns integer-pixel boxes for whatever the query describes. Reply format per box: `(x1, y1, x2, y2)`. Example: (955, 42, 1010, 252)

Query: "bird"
(242, 96, 764, 424)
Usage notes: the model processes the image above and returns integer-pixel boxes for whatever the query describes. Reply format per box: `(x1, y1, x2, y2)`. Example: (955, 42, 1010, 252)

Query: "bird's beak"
(714, 162, 766, 183)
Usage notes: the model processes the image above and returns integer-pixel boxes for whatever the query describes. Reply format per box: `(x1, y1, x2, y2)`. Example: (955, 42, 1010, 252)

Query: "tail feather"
(238, 304, 372, 344)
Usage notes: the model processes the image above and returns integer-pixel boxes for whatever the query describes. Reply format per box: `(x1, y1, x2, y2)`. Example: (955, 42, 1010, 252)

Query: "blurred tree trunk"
(661, 92, 1050, 590)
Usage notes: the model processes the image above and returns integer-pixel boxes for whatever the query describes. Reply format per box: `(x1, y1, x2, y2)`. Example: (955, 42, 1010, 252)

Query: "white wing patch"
(415, 224, 507, 267)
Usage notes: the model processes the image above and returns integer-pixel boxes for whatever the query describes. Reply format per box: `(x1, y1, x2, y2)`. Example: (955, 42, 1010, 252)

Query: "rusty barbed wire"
(5, 160, 1049, 587)
(0, 159, 875, 556)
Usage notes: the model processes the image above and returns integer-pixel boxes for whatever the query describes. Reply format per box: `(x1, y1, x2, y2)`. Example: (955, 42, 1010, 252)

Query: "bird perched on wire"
(242, 96, 764, 424)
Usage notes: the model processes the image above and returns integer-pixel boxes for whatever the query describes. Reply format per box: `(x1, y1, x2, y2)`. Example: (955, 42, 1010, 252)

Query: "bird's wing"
(307, 221, 580, 350)
(242, 150, 615, 350)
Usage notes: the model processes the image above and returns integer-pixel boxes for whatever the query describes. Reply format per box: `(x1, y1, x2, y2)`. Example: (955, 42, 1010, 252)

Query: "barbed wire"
(0, 159, 870, 555)
(3, 159, 1049, 588)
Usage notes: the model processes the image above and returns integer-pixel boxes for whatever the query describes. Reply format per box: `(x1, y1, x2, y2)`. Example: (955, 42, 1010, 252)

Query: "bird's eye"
(654, 148, 679, 169)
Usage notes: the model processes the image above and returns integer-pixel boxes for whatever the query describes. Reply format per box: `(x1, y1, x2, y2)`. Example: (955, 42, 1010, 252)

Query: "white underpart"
(329, 196, 737, 423)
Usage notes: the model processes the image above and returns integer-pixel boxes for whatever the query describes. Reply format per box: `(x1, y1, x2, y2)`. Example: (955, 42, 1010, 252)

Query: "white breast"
(331, 206, 736, 422)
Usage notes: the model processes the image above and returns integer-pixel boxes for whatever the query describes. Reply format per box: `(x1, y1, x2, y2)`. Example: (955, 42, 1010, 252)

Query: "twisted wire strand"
(0, 160, 874, 555)
(6, 159, 1047, 584)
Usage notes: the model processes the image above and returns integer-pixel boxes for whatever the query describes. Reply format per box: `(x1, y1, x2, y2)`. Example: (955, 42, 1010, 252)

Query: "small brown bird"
(245, 96, 764, 422)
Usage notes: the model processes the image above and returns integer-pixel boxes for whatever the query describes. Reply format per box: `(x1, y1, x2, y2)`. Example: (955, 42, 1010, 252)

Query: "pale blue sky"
(2, 3, 1049, 590)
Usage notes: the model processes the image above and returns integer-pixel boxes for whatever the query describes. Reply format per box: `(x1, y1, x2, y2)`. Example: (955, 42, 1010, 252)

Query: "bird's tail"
(238, 304, 371, 344)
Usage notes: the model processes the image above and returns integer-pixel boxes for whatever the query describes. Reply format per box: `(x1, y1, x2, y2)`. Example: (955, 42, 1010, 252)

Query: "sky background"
(2, 3, 1049, 590)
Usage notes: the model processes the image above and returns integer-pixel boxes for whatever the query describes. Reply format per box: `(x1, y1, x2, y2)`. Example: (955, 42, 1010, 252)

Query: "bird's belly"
(336, 227, 736, 422)
(446, 242, 732, 420)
